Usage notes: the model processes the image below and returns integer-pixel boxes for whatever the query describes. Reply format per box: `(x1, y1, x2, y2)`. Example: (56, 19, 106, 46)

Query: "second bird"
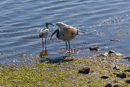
(39, 22, 54, 49)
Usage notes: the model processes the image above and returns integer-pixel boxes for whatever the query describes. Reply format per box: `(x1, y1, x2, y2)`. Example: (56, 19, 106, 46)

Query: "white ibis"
(50, 22, 85, 51)
(39, 22, 54, 48)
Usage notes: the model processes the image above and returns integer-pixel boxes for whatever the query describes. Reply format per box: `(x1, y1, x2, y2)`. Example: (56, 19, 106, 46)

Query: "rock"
(115, 53, 123, 57)
(113, 80, 119, 83)
(116, 73, 126, 78)
(105, 83, 112, 87)
(113, 85, 122, 87)
(78, 67, 90, 74)
(124, 69, 130, 72)
(87, 81, 91, 83)
(113, 66, 120, 70)
(89, 46, 99, 51)
(108, 50, 115, 54)
(126, 79, 130, 84)
(123, 56, 130, 61)
(97, 52, 108, 57)
(101, 76, 109, 79)
(108, 50, 123, 57)
(110, 39, 119, 42)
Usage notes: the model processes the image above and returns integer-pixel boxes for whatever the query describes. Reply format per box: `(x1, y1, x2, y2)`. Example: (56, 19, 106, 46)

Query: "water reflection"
(59, 48, 81, 55)
(39, 49, 48, 58)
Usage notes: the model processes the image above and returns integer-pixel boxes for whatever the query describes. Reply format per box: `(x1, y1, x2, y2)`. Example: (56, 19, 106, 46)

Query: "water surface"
(0, 0, 130, 64)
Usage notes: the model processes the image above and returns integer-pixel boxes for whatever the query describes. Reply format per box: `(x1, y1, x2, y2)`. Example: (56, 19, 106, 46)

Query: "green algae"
(0, 56, 130, 87)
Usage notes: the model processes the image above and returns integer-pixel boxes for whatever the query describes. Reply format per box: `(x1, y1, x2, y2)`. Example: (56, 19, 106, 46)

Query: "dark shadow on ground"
(39, 56, 73, 63)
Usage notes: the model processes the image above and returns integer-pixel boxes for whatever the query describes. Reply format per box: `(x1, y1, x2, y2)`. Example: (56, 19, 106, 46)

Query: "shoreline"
(0, 53, 130, 87)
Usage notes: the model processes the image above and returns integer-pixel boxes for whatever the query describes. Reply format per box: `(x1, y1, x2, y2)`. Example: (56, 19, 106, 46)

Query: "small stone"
(116, 73, 126, 78)
(124, 69, 130, 72)
(113, 66, 120, 70)
(98, 52, 108, 57)
(110, 39, 119, 42)
(101, 76, 109, 79)
(89, 46, 99, 51)
(113, 85, 122, 87)
(126, 79, 130, 84)
(113, 80, 119, 83)
(108, 50, 115, 54)
(87, 81, 91, 83)
(105, 83, 112, 87)
(78, 67, 90, 74)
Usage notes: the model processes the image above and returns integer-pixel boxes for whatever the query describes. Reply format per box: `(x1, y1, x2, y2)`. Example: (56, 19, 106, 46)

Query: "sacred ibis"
(50, 22, 85, 51)
(39, 22, 54, 48)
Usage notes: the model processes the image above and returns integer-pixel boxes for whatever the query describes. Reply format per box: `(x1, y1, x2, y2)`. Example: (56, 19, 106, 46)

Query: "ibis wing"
(62, 27, 79, 37)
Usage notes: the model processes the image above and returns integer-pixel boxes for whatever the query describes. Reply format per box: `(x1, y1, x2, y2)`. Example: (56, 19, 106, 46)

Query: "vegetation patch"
(0, 55, 130, 87)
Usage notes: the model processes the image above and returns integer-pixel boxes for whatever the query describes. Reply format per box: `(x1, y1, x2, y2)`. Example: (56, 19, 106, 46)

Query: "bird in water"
(50, 22, 85, 52)
(39, 22, 54, 49)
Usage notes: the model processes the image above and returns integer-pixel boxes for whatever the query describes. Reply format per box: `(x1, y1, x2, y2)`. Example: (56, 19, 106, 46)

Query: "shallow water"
(0, 0, 130, 64)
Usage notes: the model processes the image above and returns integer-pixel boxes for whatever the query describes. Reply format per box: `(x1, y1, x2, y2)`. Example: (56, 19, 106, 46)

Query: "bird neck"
(56, 30, 60, 38)
(46, 24, 48, 29)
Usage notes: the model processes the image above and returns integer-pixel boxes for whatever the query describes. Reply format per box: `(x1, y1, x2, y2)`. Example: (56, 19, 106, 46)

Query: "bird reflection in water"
(40, 49, 48, 58)
(59, 48, 81, 54)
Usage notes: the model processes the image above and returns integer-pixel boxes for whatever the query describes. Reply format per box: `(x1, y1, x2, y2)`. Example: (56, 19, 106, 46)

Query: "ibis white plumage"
(50, 22, 85, 51)
(39, 22, 54, 48)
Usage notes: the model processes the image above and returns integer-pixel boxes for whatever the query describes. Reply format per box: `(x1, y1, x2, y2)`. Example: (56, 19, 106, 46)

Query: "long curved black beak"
(50, 29, 58, 40)
(46, 22, 54, 29)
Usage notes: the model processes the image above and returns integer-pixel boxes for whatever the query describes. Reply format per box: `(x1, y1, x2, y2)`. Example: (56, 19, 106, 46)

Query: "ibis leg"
(65, 41, 68, 50)
(45, 38, 47, 49)
(68, 41, 70, 52)
(42, 38, 44, 48)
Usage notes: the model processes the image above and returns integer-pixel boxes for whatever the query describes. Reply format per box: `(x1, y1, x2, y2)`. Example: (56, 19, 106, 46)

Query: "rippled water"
(0, 0, 130, 64)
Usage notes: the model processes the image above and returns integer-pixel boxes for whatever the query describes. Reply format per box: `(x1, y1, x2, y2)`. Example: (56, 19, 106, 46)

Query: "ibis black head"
(46, 22, 54, 29)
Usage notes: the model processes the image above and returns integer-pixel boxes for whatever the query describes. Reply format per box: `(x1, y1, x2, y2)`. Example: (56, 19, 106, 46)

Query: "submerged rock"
(78, 67, 90, 74)
(116, 73, 126, 78)
(89, 46, 99, 52)
(110, 39, 119, 42)
(105, 83, 112, 87)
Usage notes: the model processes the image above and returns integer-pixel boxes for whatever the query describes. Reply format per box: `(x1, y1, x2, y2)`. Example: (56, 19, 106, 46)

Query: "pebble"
(78, 67, 90, 74)
(116, 73, 126, 78)
(113, 66, 120, 70)
(105, 83, 112, 87)
(126, 79, 130, 84)
(101, 76, 109, 79)
(124, 69, 130, 72)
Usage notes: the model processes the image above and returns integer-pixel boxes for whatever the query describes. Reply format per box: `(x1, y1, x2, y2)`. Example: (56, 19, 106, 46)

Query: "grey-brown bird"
(50, 22, 85, 51)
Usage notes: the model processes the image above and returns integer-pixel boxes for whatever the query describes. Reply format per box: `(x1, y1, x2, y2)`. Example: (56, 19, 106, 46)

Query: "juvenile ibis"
(39, 22, 54, 48)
